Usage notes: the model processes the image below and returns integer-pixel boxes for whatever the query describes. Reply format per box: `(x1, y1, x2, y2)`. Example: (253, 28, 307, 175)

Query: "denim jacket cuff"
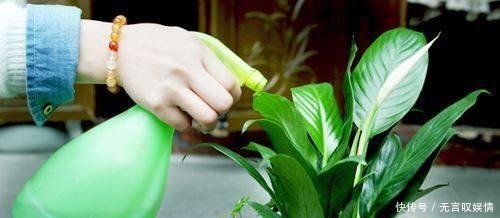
(26, 4, 82, 125)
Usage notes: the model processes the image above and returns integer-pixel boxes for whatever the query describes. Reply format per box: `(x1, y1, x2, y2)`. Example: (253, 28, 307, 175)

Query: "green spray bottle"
(12, 32, 267, 218)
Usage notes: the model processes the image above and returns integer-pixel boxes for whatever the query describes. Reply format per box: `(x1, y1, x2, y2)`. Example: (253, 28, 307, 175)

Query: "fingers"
(188, 65, 235, 114)
(173, 88, 218, 131)
(136, 40, 243, 132)
(148, 65, 234, 132)
(155, 106, 191, 131)
(201, 46, 242, 102)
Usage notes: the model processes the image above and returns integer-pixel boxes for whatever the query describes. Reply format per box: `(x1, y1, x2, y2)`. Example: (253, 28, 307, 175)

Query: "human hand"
(77, 21, 241, 131)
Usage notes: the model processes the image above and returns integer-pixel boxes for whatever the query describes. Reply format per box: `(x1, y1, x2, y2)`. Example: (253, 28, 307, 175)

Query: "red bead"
(109, 41, 119, 51)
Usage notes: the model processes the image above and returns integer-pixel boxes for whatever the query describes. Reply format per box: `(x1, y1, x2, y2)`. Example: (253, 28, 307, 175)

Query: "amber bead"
(105, 15, 126, 94)
(110, 32, 120, 42)
(107, 85, 119, 94)
(109, 41, 119, 51)
(112, 24, 121, 33)
(106, 77, 117, 87)
(113, 15, 127, 25)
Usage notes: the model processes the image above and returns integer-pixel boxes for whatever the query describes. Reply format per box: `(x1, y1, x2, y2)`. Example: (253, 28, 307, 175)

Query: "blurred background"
(0, 0, 499, 217)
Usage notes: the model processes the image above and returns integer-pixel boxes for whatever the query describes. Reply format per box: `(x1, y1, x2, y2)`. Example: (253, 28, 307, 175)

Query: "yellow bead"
(106, 75, 116, 81)
(106, 77, 117, 87)
(110, 32, 120, 42)
(114, 15, 127, 25)
(107, 86, 119, 94)
(112, 24, 121, 33)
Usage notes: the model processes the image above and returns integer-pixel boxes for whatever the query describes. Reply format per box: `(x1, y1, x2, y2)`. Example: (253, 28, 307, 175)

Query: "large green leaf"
(339, 182, 364, 218)
(291, 83, 343, 165)
(248, 201, 282, 218)
(339, 199, 357, 218)
(267, 168, 287, 216)
(401, 129, 457, 203)
(359, 134, 402, 217)
(376, 129, 456, 217)
(352, 28, 437, 136)
(244, 142, 276, 162)
(269, 155, 324, 218)
(317, 156, 365, 217)
(253, 92, 319, 168)
(371, 90, 486, 212)
(326, 163, 357, 217)
(321, 155, 366, 174)
(314, 41, 359, 218)
(192, 143, 275, 199)
(243, 119, 317, 179)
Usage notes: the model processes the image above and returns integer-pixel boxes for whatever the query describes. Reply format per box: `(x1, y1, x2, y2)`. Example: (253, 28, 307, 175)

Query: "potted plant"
(197, 27, 486, 218)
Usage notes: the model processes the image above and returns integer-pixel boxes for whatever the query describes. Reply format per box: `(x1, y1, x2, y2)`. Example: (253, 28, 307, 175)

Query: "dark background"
(405, 5, 498, 128)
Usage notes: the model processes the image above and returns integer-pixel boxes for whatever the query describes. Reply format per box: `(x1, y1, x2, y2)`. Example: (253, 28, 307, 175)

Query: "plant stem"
(352, 106, 378, 187)
(351, 107, 378, 218)
(353, 127, 371, 185)
(349, 129, 361, 156)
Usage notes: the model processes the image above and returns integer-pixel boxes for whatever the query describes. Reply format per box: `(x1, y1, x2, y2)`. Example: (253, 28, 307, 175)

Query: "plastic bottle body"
(13, 105, 174, 217)
(12, 32, 267, 217)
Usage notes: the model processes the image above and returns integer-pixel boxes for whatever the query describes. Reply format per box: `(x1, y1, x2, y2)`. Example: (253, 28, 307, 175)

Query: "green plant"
(229, 197, 250, 218)
(245, 0, 317, 93)
(203, 27, 486, 218)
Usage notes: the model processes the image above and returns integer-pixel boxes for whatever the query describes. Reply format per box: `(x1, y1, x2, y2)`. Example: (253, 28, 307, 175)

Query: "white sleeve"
(0, 0, 27, 98)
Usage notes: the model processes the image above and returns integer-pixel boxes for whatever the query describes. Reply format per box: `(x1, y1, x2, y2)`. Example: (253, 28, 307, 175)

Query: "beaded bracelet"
(106, 15, 127, 93)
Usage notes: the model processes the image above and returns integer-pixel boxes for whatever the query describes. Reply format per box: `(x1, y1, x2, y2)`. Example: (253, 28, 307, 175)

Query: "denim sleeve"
(26, 4, 82, 126)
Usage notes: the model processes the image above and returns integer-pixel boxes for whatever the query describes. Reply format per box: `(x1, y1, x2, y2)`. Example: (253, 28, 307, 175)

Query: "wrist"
(76, 19, 112, 84)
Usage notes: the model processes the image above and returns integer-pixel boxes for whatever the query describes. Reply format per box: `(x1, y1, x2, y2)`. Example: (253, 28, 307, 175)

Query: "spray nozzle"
(191, 32, 267, 92)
